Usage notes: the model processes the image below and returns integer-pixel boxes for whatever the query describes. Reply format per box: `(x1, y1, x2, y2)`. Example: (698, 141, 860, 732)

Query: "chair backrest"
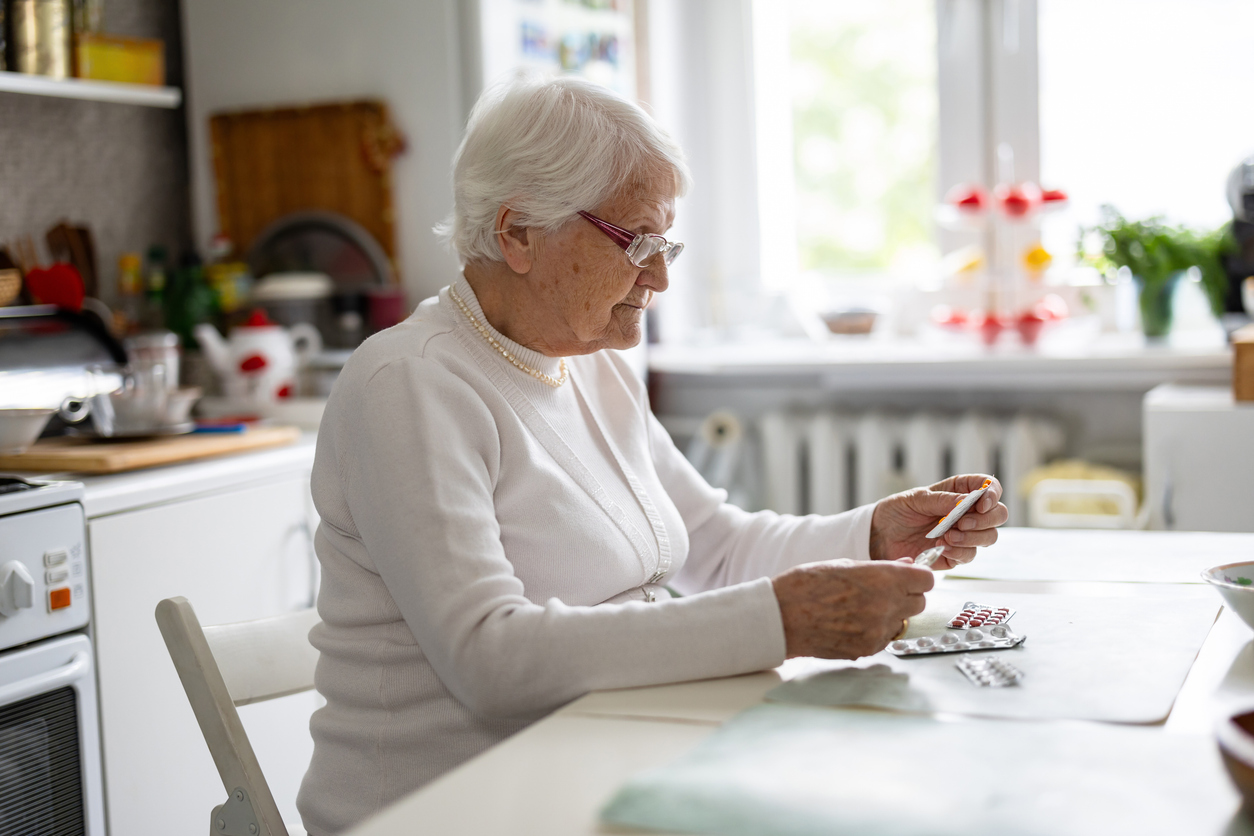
(155, 596, 320, 836)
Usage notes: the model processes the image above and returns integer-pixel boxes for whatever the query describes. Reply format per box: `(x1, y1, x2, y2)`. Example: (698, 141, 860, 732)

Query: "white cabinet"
(86, 447, 319, 836)
(1144, 385, 1254, 532)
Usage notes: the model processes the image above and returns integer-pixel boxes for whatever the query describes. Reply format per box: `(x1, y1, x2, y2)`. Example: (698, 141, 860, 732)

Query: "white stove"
(0, 475, 105, 835)
(0, 478, 90, 650)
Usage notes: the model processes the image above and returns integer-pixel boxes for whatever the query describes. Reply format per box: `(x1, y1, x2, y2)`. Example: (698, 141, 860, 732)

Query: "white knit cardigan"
(296, 277, 875, 835)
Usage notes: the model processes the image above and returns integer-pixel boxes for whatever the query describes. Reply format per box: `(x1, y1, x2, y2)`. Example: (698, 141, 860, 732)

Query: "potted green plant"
(1083, 207, 1234, 338)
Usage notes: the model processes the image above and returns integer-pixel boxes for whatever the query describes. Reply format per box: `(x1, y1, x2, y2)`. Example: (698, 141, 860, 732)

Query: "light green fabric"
(600, 703, 1245, 836)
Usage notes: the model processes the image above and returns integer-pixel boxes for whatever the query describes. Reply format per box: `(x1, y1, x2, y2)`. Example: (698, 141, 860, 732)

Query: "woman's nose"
(638, 256, 669, 294)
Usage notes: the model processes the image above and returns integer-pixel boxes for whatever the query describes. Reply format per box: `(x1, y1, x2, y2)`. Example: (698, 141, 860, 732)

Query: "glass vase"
(1136, 273, 1181, 340)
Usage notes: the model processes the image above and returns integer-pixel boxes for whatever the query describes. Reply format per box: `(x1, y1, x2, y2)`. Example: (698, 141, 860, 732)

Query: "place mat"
(766, 590, 1219, 723)
(601, 704, 1246, 836)
(946, 527, 1254, 584)
(0, 426, 301, 473)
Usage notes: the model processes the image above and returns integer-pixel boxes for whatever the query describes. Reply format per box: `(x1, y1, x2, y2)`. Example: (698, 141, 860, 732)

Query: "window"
(1038, 0, 1254, 259)
(754, 0, 1254, 290)
(787, 1, 940, 281)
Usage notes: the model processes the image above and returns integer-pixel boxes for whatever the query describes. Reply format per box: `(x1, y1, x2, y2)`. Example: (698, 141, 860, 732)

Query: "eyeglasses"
(577, 210, 684, 268)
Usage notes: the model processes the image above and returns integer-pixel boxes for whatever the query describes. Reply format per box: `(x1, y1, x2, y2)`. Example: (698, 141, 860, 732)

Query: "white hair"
(435, 75, 692, 265)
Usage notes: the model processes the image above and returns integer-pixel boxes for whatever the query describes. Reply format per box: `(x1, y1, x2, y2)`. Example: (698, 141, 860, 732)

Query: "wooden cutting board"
(0, 426, 302, 474)
(210, 100, 402, 260)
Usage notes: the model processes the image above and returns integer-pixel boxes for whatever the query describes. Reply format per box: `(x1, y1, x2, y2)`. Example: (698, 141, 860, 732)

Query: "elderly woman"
(297, 76, 1007, 834)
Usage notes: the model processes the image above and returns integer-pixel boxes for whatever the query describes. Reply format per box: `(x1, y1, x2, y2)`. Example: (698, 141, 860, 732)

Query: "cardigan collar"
(449, 276, 565, 381)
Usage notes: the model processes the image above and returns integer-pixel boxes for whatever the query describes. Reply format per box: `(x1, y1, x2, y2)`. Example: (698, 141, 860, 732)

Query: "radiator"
(756, 410, 1064, 526)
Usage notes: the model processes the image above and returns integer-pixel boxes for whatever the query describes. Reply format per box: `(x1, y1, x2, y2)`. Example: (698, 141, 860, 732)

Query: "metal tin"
(12, 0, 71, 79)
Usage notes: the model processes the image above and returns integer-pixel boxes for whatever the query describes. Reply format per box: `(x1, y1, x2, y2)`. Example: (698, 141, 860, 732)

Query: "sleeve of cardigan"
(645, 409, 877, 596)
(342, 356, 787, 722)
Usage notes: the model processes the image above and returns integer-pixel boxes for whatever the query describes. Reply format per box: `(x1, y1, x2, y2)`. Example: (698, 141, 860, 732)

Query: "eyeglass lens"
(631, 237, 684, 268)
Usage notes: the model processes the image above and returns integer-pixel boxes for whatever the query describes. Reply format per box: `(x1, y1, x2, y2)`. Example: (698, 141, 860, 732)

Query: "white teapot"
(195, 310, 322, 404)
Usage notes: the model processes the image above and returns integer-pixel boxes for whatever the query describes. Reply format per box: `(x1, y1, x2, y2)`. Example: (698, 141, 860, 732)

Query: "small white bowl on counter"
(1202, 562, 1254, 631)
(0, 408, 58, 453)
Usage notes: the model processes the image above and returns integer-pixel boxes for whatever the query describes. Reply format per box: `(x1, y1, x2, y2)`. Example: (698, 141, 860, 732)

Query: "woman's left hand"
(868, 474, 1009, 570)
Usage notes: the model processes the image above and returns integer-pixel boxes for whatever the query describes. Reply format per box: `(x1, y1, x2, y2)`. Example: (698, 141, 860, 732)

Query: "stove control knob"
(0, 562, 35, 617)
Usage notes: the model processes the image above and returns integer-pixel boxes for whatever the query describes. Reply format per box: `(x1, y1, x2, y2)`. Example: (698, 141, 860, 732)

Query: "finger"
(938, 546, 977, 565)
(933, 474, 1001, 513)
(893, 563, 936, 593)
(978, 477, 1003, 513)
(902, 592, 927, 617)
(932, 473, 988, 494)
(914, 489, 970, 518)
(944, 527, 998, 549)
(956, 502, 1010, 532)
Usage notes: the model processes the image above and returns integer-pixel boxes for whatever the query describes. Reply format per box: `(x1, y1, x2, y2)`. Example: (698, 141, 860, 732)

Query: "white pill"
(916, 637, 934, 647)
(892, 641, 909, 651)
(940, 633, 959, 645)
(964, 629, 984, 641)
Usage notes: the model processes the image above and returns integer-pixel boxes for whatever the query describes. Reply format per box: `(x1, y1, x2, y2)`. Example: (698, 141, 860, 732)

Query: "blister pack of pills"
(956, 655, 1025, 687)
(886, 624, 1026, 656)
(947, 601, 1015, 630)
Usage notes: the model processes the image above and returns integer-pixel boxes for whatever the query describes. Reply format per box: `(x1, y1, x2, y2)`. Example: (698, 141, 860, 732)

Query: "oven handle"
(0, 651, 91, 707)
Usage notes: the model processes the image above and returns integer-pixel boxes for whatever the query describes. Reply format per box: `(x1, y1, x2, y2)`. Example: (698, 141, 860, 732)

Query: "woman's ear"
(495, 205, 533, 274)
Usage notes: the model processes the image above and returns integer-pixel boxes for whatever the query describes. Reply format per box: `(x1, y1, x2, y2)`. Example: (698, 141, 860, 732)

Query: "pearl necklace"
(450, 286, 569, 388)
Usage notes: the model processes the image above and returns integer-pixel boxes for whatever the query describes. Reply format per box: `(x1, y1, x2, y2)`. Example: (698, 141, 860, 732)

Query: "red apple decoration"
(945, 184, 989, 213)
(1016, 311, 1046, 345)
(977, 313, 1005, 346)
(994, 184, 1034, 218)
(931, 305, 969, 328)
(24, 263, 85, 310)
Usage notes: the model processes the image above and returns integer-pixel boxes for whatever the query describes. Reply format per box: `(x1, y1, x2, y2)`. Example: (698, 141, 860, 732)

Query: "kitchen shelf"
(0, 70, 181, 108)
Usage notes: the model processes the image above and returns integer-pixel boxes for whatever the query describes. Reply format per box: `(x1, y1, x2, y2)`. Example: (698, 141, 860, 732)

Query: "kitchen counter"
(48, 431, 321, 836)
(22, 432, 317, 518)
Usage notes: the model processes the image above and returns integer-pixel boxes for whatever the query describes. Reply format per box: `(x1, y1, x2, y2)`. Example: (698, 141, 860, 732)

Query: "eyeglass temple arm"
(577, 211, 638, 250)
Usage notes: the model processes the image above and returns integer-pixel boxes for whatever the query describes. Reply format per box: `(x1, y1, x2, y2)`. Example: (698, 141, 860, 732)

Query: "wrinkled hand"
(869, 474, 1008, 571)
(771, 559, 933, 659)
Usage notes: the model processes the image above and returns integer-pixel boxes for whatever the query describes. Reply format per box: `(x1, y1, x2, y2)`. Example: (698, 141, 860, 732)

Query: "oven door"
(0, 633, 105, 836)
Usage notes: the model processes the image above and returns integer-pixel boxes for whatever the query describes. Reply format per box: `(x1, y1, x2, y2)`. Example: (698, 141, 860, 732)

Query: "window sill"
(647, 331, 1231, 392)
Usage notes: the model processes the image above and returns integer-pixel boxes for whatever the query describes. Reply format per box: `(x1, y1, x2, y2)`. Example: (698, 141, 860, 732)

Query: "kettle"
(195, 310, 321, 404)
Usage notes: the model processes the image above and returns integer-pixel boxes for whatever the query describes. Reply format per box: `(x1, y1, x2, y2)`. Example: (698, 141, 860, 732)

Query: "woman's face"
(529, 171, 676, 354)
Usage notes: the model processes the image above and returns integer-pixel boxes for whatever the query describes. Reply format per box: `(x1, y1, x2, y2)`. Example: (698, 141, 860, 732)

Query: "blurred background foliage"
(789, 0, 939, 279)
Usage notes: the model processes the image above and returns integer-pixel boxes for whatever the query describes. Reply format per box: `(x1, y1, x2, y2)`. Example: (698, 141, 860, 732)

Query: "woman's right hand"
(771, 559, 933, 659)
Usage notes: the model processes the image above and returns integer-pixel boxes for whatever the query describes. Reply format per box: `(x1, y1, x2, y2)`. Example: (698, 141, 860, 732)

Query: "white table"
(346, 531, 1254, 836)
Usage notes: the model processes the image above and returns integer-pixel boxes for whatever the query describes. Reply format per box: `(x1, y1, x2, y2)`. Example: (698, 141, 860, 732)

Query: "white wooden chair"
(155, 597, 320, 836)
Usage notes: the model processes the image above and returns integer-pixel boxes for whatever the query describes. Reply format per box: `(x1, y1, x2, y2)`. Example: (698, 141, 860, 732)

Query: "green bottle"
(164, 252, 217, 350)
(142, 245, 169, 329)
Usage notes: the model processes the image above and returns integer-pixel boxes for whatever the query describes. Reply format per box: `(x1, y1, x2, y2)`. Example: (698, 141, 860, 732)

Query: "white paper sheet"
(767, 590, 1220, 723)
(601, 704, 1248, 836)
(945, 527, 1254, 584)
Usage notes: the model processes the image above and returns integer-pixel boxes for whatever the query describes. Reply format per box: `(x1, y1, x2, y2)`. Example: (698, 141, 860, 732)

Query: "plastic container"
(253, 272, 334, 337)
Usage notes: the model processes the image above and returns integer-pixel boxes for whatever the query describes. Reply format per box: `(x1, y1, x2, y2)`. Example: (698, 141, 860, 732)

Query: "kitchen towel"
(600, 703, 1246, 836)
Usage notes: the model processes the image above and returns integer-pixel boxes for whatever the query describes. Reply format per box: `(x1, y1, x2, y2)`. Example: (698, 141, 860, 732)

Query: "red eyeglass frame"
(577, 210, 684, 267)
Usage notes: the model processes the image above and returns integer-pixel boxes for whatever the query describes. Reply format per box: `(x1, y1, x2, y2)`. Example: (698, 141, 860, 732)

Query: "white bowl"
(0, 408, 56, 454)
(1203, 562, 1254, 630)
